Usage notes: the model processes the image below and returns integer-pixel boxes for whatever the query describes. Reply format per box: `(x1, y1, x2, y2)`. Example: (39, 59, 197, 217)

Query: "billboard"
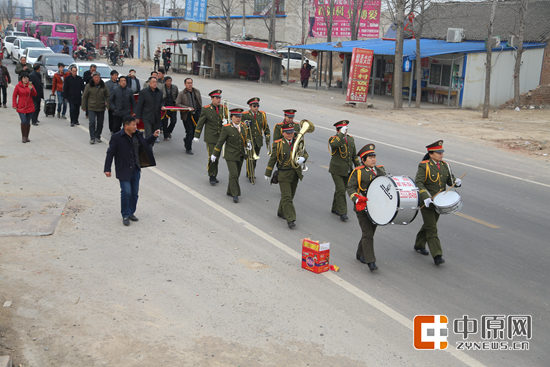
(184, 0, 207, 22)
(309, 0, 381, 39)
(346, 48, 374, 103)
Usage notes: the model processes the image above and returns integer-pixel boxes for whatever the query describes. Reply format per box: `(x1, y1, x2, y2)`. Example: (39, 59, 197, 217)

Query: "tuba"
(244, 120, 260, 185)
(291, 119, 315, 171)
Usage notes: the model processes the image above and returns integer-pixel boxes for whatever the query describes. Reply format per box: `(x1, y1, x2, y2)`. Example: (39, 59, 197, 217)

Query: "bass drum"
(365, 175, 420, 225)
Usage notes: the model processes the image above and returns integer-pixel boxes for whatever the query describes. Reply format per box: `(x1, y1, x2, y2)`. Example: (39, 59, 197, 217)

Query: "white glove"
(210, 154, 217, 162)
(264, 175, 270, 181)
(193, 137, 199, 143)
(340, 126, 348, 134)
(246, 142, 253, 151)
(297, 157, 306, 164)
(424, 198, 433, 208)
(455, 178, 462, 186)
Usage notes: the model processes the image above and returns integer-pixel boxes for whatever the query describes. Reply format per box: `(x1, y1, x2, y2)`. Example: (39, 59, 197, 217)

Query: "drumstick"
(419, 173, 466, 209)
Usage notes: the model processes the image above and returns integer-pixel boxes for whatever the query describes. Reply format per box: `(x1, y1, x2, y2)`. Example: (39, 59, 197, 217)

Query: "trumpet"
(291, 119, 315, 171)
(222, 99, 230, 124)
(244, 120, 260, 185)
(266, 136, 272, 156)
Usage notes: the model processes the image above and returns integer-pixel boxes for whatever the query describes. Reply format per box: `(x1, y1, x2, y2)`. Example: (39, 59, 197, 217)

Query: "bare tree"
(482, 0, 498, 118)
(38, 0, 56, 22)
(512, 0, 528, 108)
(0, 0, 19, 25)
(138, 0, 152, 59)
(347, 0, 372, 41)
(111, 0, 132, 49)
(414, 0, 427, 108)
(393, 0, 406, 109)
(209, 0, 241, 41)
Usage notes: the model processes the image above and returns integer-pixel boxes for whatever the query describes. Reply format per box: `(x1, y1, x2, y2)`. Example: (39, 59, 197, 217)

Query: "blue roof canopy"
(288, 39, 546, 60)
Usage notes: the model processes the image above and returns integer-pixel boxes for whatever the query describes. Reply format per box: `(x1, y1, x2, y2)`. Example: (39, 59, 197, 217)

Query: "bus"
(37, 23, 78, 49)
(26, 21, 40, 37)
(14, 20, 32, 33)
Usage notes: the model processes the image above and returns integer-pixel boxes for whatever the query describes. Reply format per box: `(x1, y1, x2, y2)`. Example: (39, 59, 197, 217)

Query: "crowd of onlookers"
(9, 57, 201, 151)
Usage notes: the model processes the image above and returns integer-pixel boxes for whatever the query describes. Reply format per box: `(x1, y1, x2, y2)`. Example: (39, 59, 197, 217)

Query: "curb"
(0, 356, 11, 367)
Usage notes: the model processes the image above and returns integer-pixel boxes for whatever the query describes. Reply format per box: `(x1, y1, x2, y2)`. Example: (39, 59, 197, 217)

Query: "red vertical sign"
(346, 48, 374, 103)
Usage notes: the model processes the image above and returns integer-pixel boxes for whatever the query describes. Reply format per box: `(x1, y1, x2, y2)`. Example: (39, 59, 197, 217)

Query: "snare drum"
(433, 190, 462, 215)
(366, 175, 420, 225)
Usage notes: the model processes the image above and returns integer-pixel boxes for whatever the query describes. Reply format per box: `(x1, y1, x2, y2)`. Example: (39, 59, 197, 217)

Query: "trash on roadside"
(3, 301, 12, 307)
(515, 107, 520, 112)
(302, 238, 331, 274)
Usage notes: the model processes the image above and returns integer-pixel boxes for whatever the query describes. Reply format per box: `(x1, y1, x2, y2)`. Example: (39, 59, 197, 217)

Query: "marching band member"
(272, 109, 299, 142)
(346, 144, 386, 271)
(193, 90, 226, 185)
(242, 97, 270, 182)
(211, 108, 248, 203)
(328, 120, 360, 222)
(414, 140, 461, 265)
(264, 122, 308, 229)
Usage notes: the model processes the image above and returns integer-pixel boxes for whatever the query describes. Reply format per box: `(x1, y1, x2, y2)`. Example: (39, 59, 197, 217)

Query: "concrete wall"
(462, 48, 544, 109)
(540, 43, 550, 85)
(131, 26, 194, 61)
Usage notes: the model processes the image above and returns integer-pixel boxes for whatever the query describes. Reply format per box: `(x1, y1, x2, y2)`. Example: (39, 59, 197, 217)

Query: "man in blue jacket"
(104, 115, 160, 226)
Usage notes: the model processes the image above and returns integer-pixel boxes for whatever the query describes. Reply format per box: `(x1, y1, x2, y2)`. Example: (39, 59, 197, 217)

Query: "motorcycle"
(73, 46, 95, 61)
(107, 49, 124, 66)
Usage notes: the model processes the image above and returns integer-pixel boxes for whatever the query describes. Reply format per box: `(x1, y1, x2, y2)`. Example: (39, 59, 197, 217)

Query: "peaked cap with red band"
(247, 97, 260, 105)
(209, 89, 222, 97)
(358, 144, 376, 158)
(333, 120, 349, 129)
(426, 140, 445, 153)
(283, 109, 296, 117)
(230, 108, 244, 116)
(281, 123, 295, 133)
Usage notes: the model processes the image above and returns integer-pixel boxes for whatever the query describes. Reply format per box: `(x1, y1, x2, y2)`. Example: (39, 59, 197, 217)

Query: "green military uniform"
(347, 158, 387, 265)
(265, 133, 309, 226)
(242, 108, 270, 178)
(195, 102, 226, 179)
(273, 121, 300, 142)
(328, 121, 360, 220)
(414, 156, 456, 259)
(213, 121, 247, 199)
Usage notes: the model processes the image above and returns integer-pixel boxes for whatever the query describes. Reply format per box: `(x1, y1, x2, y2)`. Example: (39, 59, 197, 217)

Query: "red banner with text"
(346, 48, 374, 103)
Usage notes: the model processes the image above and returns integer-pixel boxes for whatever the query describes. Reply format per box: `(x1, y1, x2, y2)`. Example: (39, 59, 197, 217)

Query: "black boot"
(21, 124, 26, 143)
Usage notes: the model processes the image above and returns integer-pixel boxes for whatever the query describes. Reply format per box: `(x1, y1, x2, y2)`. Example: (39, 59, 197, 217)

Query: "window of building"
(254, 0, 285, 14)
(429, 63, 452, 87)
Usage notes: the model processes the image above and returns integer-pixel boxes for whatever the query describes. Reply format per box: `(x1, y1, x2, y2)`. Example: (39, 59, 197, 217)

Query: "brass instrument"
(244, 120, 260, 184)
(266, 136, 272, 156)
(291, 119, 315, 171)
(221, 99, 229, 157)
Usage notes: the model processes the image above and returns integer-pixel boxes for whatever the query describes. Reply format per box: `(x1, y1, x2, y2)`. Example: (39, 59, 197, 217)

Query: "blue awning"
(288, 39, 546, 60)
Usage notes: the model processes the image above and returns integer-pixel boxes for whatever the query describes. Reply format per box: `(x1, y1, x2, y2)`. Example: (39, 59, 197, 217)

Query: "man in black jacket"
(104, 115, 160, 226)
(83, 64, 96, 85)
(127, 69, 140, 93)
(63, 66, 85, 127)
(29, 64, 44, 126)
(135, 76, 165, 145)
(109, 76, 136, 133)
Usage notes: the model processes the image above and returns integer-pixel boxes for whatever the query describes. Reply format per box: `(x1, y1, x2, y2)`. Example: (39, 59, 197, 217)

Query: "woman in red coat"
(300, 63, 311, 89)
(12, 72, 37, 143)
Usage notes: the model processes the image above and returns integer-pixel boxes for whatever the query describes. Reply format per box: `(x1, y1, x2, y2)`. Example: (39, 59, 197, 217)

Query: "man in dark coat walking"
(104, 115, 160, 226)
(109, 76, 136, 133)
(135, 76, 165, 145)
(29, 64, 44, 126)
(63, 66, 85, 127)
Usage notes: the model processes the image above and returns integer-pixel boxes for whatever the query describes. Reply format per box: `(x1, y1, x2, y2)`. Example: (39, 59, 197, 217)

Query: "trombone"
(244, 120, 260, 184)
(221, 99, 230, 157)
(290, 119, 315, 171)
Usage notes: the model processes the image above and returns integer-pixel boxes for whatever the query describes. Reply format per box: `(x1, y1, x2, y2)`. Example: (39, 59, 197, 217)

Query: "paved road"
(1, 59, 548, 366)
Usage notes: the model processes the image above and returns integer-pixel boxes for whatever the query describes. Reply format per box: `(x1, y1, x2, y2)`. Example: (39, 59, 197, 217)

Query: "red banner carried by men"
(346, 48, 374, 103)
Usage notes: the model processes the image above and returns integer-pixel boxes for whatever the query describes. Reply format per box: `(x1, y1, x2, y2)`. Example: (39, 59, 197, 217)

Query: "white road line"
(151, 166, 486, 367)
(206, 95, 550, 189)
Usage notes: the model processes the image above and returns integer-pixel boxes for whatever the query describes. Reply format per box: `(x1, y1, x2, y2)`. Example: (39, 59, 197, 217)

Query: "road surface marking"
(319, 165, 329, 169)
(454, 212, 500, 228)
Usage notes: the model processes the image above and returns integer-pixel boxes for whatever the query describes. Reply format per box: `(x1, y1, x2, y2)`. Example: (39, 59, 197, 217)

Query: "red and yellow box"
(301, 238, 330, 274)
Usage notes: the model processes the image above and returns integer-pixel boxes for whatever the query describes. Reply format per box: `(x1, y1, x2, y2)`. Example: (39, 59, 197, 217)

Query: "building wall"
(540, 42, 550, 85)
(462, 48, 544, 109)
(133, 26, 194, 61)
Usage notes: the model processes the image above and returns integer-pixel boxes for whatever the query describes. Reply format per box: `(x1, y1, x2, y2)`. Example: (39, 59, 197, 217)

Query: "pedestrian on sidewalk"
(15, 56, 32, 81)
(51, 63, 69, 119)
(153, 47, 161, 71)
(104, 115, 160, 226)
(63, 66, 85, 127)
(135, 76, 164, 146)
(12, 72, 37, 143)
(0, 59, 11, 108)
(300, 62, 311, 88)
(82, 72, 110, 144)
(29, 64, 44, 126)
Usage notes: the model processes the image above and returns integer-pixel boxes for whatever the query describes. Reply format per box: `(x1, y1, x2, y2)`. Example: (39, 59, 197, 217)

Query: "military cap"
(334, 120, 349, 129)
(209, 90, 222, 97)
(283, 109, 296, 117)
(426, 140, 444, 153)
(358, 144, 376, 158)
(281, 123, 295, 133)
(230, 108, 244, 117)
(247, 97, 260, 105)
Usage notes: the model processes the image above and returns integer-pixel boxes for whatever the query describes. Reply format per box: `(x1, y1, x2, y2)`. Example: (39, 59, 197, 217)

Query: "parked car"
(4, 31, 28, 38)
(34, 53, 75, 88)
(3, 36, 17, 59)
(11, 37, 49, 63)
(68, 62, 112, 83)
(21, 47, 55, 66)
(277, 50, 318, 71)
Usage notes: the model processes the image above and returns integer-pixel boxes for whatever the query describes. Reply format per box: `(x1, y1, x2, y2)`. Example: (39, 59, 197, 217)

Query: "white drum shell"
(365, 175, 420, 225)
(433, 190, 462, 215)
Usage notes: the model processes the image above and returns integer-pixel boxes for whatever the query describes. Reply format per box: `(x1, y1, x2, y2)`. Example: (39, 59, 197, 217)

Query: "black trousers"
(112, 115, 123, 133)
(32, 99, 41, 124)
(162, 110, 177, 138)
(0, 84, 6, 104)
(108, 109, 114, 132)
(183, 114, 195, 151)
(69, 102, 81, 124)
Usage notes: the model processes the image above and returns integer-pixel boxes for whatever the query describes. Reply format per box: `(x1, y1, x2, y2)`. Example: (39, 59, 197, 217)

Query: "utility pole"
(242, 0, 246, 40)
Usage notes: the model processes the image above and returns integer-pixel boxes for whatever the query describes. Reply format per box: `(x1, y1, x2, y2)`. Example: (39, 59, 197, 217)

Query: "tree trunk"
(514, 0, 527, 108)
(415, 0, 425, 108)
(482, 0, 498, 118)
(145, 15, 150, 60)
(393, 0, 405, 109)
